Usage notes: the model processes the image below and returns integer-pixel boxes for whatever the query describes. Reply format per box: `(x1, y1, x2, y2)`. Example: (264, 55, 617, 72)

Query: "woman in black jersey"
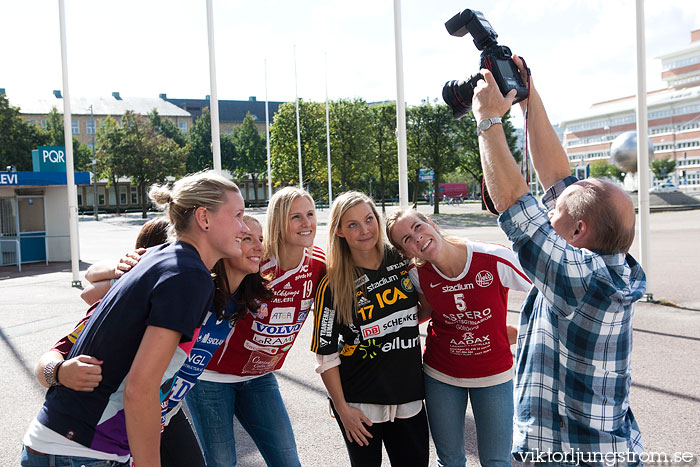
(310, 191, 429, 467)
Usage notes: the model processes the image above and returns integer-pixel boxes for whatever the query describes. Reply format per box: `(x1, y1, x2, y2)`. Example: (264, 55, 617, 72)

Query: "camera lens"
(442, 79, 474, 119)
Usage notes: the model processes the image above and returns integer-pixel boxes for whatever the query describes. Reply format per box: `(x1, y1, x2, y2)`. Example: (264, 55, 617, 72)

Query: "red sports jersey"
(204, 245, 326, 376)
(410, 240, 530, 380)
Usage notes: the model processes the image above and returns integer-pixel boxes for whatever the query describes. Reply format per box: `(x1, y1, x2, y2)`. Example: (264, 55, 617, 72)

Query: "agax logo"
(358, 339, 382, 360)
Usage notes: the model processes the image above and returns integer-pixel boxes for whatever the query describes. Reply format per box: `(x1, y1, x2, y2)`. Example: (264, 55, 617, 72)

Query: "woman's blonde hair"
(327, 191, 386, 325)
(263, 186, 315, 265)
(149, 170, 239, 241)
(385, 209, 460, 267)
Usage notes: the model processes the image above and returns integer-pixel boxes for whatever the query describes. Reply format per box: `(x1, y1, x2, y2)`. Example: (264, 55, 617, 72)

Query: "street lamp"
(90, 105, 98, 221)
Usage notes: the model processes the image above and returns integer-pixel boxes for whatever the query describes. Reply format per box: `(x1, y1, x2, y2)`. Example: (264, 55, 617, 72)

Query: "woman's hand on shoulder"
(115, 248, 147, 277)
(336, 403, 373, 446)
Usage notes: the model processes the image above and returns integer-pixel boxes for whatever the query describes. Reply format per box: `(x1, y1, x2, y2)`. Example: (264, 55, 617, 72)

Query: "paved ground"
(1, 201, 699, 466)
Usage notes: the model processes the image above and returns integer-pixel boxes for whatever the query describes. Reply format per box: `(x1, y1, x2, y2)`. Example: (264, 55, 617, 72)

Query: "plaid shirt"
(498, 176, 645, 466)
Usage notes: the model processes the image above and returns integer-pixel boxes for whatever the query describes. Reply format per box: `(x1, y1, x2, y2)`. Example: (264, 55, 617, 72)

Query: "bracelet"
(43, 360, 64, 387)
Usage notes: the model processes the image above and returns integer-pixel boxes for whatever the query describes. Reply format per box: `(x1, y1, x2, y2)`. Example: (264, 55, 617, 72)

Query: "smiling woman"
(311, 191, 429, 467)
(386, 208, 531, 467)
(185, 186, 326, 467)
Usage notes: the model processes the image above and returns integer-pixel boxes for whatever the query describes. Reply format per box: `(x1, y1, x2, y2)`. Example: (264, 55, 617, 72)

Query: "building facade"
(10, 91, 285, 211)
(560, 29, 700, 189)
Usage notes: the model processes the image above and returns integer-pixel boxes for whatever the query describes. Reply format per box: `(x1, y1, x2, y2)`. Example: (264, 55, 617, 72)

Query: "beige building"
(560, 29, 700, 189)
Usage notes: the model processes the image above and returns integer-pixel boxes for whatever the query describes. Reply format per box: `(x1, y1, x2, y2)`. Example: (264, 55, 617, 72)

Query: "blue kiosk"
(0, 146, 90, 270)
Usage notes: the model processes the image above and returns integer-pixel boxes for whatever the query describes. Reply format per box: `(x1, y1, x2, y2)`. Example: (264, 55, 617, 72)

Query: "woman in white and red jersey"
(386, 209, 531, 467)
(186, 187, 326, 467)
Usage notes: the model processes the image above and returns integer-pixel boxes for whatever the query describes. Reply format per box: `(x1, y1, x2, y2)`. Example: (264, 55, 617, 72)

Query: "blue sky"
(3, 0, 699, 125)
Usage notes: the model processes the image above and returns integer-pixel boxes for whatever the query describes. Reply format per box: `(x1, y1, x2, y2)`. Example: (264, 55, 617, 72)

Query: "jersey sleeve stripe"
(310, 275, 330, 352)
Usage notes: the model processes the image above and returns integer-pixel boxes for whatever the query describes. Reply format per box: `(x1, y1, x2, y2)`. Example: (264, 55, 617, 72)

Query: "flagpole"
(325, 52, 333, 206)
(265, 59, 273, 201)
(206, 0, 222, 173)
(393, 0, 409, 209)
(58, 0, 81, 287)
(294, 45, 303, 189)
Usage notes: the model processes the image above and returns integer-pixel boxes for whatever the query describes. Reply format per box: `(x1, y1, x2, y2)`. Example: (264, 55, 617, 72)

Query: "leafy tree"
(118, 111, 187, 218)
(269, 100, 327, 194)
(406, 105, 430, 207)
(329, 98, 372, 193)
(185, 107, 236, 174)
(42, 107, 92, 172)
(589, 161, 625, 182)
(650, 157, 676, 181)
(407, 101, 457, 215)
(96, 116, 130, 215)
(231, 112, 266, 203)
(0, 94, 44, 171)
(368, 102, 398, 213)
(149, 110, 186, 147)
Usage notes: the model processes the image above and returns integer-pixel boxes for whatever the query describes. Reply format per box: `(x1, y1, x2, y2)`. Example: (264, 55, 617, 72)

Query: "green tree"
(0, 94, 45, 171)
(149, 110, 186, 147)
(96, 116, 130, 215)
(368, 102, 398, 213)
(406, 105, 430, 207)
(231, 112, 266, 203)
(650, 157, 677, 181)
(185, 107, 236, 174)
(42, 107, 92, 172)
(329, 98, 372, 193)
(589, 161, 625, 182)
(269, 100, 327, 194)
(119, 111, 187, 217)
(407, 101, 457, 215)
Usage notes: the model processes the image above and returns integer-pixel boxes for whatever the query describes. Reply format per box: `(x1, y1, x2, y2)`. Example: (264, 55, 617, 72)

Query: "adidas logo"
(358, 296, 370, 306)
(284, 283, 292, 290)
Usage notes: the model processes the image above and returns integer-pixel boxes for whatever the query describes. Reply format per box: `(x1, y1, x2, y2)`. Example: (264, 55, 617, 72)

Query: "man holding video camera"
(471, 57, 645, 466)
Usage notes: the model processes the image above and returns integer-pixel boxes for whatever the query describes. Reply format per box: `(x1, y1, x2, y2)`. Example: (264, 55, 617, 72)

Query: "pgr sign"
(31, 146, 67, 172)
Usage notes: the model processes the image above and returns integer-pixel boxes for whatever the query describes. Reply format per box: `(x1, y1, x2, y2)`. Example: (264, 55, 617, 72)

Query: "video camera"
(442, 9, 528, 119)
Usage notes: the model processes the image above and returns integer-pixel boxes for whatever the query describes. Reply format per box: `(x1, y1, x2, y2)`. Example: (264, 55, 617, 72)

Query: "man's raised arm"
(511, 55, 571, 190)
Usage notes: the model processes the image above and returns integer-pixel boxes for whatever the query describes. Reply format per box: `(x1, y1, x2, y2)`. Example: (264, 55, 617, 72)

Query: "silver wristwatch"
(44, 360, 63, 387)
(477, 117, 502, 136)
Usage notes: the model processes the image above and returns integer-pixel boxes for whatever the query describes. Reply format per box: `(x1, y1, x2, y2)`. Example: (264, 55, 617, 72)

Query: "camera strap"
(520, 56, 532, 194)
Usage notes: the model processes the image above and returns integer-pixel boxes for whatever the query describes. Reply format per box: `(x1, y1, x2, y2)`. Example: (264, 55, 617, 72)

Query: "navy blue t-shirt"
(37, 241, 214, 455)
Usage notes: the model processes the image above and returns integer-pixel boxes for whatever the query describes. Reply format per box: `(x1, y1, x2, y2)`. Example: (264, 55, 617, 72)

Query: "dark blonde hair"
(385, 209, 461, 266)
(149, 170, 240, 240)
(327, 191, 386, 325)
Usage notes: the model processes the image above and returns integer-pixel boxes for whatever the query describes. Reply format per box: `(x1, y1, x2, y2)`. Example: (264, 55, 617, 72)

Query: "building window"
(178, 121, 187, 133)
(131, 186, 138, 204)
(77, 193, 83, 206)
(87, 119, 96, 135)
(41, 120, 47, 128)
(72, 120, 80, 135)
(120, 186, 127, 205)
(98, 193, 105, 205)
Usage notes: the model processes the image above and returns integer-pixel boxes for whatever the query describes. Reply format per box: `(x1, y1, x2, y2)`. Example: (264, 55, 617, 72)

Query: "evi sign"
(31, 146, 67, 172)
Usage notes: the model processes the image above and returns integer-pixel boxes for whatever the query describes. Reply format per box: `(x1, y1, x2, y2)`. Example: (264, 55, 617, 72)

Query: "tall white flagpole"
(294, 45, 303, 189)
(635, 0, 652, 299)
(58, 0, 81, 287)
(325, 52, 333, 206)
(206, 0, 222, 173)
(393, 0, 409, 209)
(265, 59, 273, 201)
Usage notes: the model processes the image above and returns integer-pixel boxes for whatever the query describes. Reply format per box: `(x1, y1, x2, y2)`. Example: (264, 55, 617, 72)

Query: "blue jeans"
(185, 373, 301, 467)
(424, 374, 514, 467)
(20, 446, 129, 466)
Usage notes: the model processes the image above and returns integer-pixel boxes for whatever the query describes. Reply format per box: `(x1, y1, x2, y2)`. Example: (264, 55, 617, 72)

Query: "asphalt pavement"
(1, 201, 699, 466)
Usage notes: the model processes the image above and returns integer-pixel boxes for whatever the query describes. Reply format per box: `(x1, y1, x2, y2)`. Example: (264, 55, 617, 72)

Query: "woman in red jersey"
(386, 209, 531, 467)
(186, 186, 326, 467)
